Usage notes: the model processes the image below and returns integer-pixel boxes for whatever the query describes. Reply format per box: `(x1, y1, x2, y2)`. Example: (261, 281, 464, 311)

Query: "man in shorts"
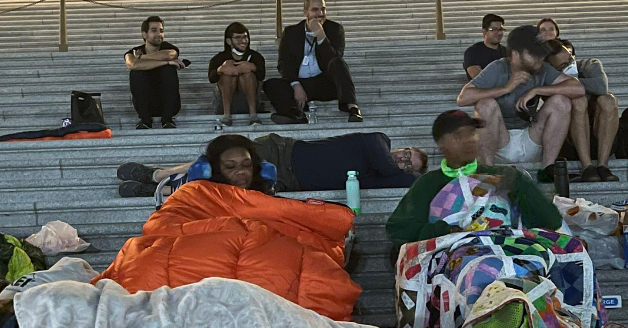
(457, 25, 585, 181)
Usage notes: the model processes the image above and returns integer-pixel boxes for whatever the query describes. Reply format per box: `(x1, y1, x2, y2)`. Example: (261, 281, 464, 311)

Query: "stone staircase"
(1, 0, 627, 327)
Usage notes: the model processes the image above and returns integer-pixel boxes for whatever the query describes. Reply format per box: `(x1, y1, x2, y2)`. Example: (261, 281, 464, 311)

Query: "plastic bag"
(570, 227, 625, 269)
(553, 195, 619, 236)
(25, 221, 90, 256)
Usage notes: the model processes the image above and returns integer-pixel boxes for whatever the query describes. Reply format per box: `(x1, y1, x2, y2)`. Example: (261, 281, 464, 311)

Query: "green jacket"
(386, 164, 563, 249)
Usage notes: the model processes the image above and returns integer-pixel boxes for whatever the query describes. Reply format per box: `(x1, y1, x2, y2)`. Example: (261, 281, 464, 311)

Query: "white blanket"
(14, 277, 376, 328)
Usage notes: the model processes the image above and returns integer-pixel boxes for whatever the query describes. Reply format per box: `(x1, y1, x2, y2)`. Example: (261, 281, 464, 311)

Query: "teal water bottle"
(346, 171, 361, 215)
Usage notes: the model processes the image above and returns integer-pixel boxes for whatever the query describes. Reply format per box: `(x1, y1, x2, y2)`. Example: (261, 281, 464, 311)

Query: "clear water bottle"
(554, 157, 569, 198)
(308, 101, 318, 124)
(214, 118, 223, 133)
(346, 171, 361, 215)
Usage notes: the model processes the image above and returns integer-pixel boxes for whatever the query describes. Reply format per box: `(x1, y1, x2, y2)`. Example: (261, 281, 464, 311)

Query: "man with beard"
(457, 25, 584, 181)
(463, 14, 506, 80)
(125, 16, 185, 129)
(263, 0, 362, 124)
(208, 22, 266, 126)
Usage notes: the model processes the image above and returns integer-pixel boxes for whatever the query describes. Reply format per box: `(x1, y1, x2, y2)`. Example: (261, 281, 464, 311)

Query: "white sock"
(152, 170, 159, 183)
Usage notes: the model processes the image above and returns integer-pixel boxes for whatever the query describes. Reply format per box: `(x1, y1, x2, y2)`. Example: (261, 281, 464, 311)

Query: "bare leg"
(593, 94, 619, 167)
(569, 96, 592, 168)
(237, 72, 259, 117)
(154, 162, 194, 182)
(528, 94, 571, 168)
(217, 75, 238, 118)
(474, 98, 509, 166)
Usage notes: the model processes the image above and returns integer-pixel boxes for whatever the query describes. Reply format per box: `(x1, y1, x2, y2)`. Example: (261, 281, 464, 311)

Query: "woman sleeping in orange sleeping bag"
(93, 135, 361, 321)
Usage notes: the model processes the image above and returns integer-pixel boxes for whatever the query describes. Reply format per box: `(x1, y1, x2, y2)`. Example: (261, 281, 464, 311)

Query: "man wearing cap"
(386, 110, 562, 249)
(457, 25, 585, 181)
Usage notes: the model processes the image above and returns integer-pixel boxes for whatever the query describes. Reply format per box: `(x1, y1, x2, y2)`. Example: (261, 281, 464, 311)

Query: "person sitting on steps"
(545, 39, 620, 182)
(124, 16, 187, 129)
(263, 0, 362, 124)
(208, 22, 266, 127)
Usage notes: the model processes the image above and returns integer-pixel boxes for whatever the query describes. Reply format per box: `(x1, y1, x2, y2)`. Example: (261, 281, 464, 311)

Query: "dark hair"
(223, 22, 250, 51)
(482, 14, 504, 29)
(560, 39, 576, 56)
(506, 25, 551, 59)
(141, 16, 164, 41)
(537, 17, 560, 38)
(205, 134, 269, 194)
(545, 39, 567, 57)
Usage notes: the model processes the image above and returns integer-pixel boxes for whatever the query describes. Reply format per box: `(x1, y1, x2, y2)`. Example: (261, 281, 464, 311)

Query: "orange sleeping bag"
(94, 181, 361, 321)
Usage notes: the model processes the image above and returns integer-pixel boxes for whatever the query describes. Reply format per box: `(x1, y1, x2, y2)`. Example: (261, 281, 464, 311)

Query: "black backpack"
(616, 107, 628, 158)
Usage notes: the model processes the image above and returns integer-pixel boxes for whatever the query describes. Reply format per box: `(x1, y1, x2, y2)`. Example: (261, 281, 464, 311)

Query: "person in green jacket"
(386, 110, 563, 249)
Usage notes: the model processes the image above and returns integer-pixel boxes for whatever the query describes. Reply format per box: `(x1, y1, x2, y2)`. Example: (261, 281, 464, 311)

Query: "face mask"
(563, 60, 578, 77)
(231, 47, 245, 56)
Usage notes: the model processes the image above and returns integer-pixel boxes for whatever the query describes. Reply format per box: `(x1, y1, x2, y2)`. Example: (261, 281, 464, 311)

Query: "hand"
(167, 59, 186, 69)
(233, 61, 255, 74)
(504, 71, 531, 93)
(293, 83, 307, 110)
(133, 49, 143, 58)
(307, 18, 325, 39)
(217, 60, 238, 76)
(515, 89, 538, 112)
(450, 226, 464, 233)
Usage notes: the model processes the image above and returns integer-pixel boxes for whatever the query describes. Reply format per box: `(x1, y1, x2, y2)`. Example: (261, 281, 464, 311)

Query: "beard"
(147, 37, 163, 47)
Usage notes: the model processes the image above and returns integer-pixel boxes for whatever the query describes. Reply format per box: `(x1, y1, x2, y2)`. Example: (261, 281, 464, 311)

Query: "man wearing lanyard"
(263, 0, 362, 124)
(386, 110, 562, 249)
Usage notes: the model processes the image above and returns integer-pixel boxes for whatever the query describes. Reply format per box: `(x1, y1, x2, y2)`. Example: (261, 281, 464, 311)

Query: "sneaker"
(117, 162, 157, 184)
(136, 119, 152, 129)
(580, 165, 601, 182)
(249, 117, 262, 126)
(162, 121, 176, 129)
(347, 107, 363, 122)
(119, 181, 157, 198)
(270, 113, 308, 124)
(220, 116, 233, 126)
(597, 166, 620, 182)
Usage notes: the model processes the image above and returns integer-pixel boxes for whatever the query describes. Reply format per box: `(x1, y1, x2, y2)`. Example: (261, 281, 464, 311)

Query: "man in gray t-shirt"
(457, 25, 584, 181)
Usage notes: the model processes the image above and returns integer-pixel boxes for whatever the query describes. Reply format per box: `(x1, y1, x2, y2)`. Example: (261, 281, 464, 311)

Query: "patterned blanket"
(396, 229, 606, 328)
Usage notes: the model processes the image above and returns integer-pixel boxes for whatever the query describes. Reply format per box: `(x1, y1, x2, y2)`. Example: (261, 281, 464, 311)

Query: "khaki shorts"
(495, 128, 542, 164)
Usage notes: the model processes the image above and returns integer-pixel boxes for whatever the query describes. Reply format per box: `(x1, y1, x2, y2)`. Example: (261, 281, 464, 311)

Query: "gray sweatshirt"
(577, 58, 609, 96)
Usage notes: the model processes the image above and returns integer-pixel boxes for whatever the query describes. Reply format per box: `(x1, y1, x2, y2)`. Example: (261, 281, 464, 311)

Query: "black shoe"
(162, 120, 176, 129)
(220, 116, 233, 126)
(270, 113, 308, 124)
(348, 107, 363, 122)
(537, 164, 555, 183)
(597, 166, 620, 182)
(136, 119, 152, 129)
(117, 162, 157, 184)
(119, 181, 157, 198)
(580, 165, 601, 182)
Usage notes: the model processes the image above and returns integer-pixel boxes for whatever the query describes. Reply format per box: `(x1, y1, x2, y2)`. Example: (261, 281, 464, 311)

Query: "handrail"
(59, 0, 68, 52)
(435, 0, 446, 40)
(275, 0, 283, 40)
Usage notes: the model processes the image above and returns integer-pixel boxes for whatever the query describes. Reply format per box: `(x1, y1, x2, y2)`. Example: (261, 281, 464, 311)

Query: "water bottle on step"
(307, 101, 318, 124)
(346, 171, 361, 215)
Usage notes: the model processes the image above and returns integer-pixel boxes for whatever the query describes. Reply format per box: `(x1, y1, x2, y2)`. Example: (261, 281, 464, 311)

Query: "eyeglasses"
(231, 35, 249, 41)
(397, 148, 415, 174)
(487, 27, 506, 32)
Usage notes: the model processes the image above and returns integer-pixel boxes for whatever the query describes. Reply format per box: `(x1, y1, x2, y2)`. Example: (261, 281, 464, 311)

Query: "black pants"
(263, 57, 357, 117)
(129, 65, 181, 122)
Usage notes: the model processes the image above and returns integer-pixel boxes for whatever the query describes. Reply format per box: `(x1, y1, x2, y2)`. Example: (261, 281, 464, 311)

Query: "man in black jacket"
(263, 0, 362, 124)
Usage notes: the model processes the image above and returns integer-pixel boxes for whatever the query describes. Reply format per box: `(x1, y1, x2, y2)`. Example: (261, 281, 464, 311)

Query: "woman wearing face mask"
(208, 22, 266, 126)
(537, 17, 560, 41)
